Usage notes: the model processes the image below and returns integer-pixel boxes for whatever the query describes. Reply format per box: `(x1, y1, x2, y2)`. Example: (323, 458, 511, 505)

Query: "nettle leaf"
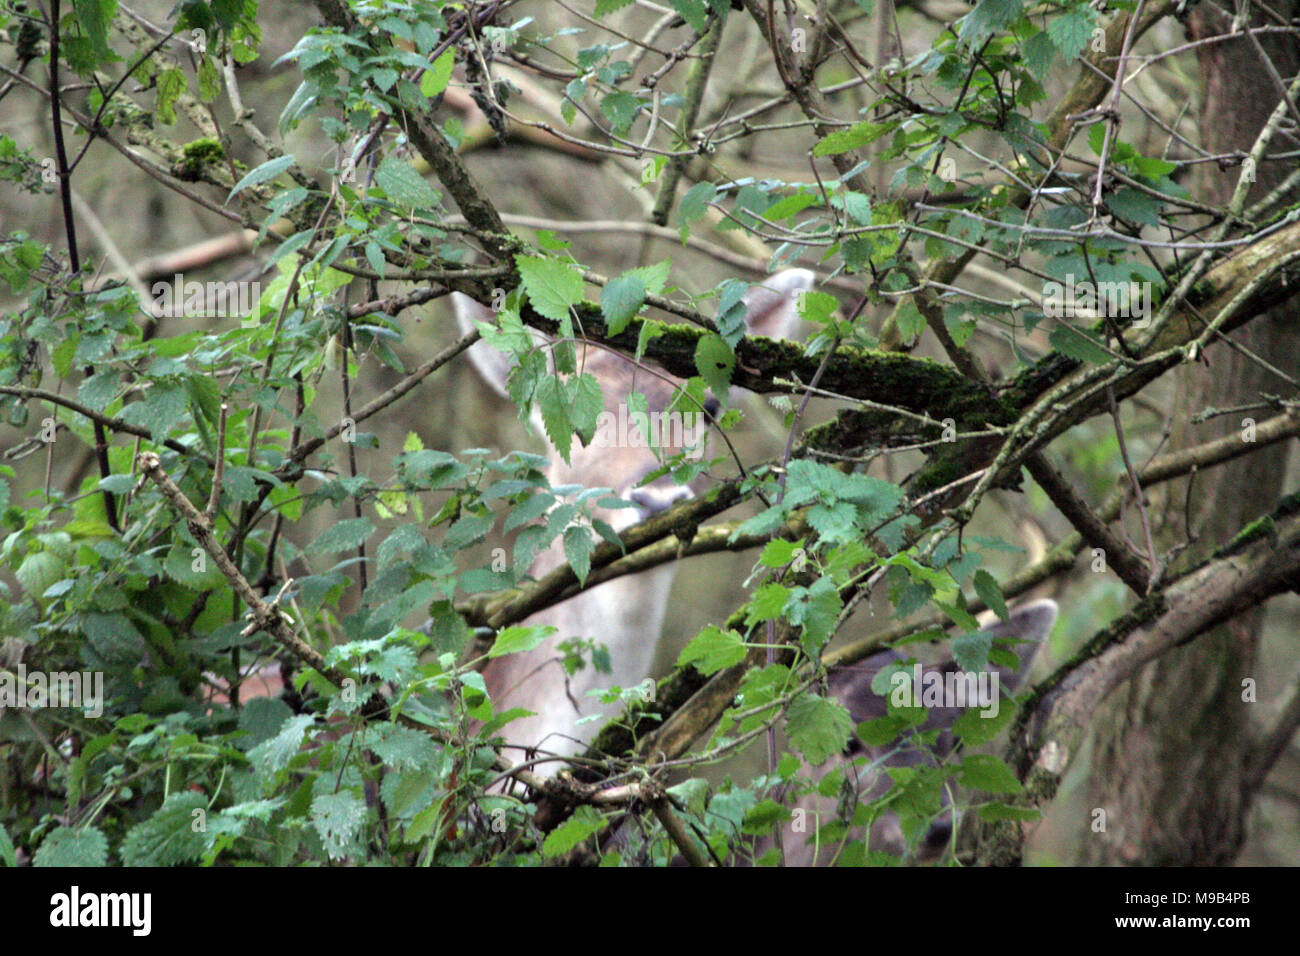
(786, 693, 853, 766)
(676, 625, 747, 675)
(120, 791, 209, 866)
(490, 624, 558, 658)
(570, 373, 604, 443)
(668, 0, 710, 33)
(119, 383, 187, 443)
(595, 0, 636, 15)
(1021, 30, 1056, 81)
(1047, 7, 1096, 62)
(952, 695, 1015, 744)
(227, 154, 296, 202)
(601, 273, 645, 335)
(1048, 324, 1112, 364)
(812, 120, 893, 157)
(694, 334, 735, 396)
(375, 156, 440, 209)
(952, 628, 992, 672)
(563, 524, 594, 585)
(311, 790, 367, 860)
(977, 802, 1041, 822)
(677, 181, 716, 238)
(542, 805, 607, 858)
(973, 569, 1008, 620)
(248, 714, 317, 777)
(958, 0, 1022, 44)
(959, 754, 1023, 794)
(306, 517, 375, 555)
(420, 48, 455, 98)
(516, 255, 584, 323)
(34, 826, 109, 867)
(155, 67, 186, 125)
(536, 375, 574, 463)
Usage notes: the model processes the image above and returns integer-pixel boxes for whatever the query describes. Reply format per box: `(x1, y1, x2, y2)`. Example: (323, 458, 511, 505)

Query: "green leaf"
(306, 518, 375, 555)
(676, 625, 747, 675)
(120, 792, 209, 865)
(959, 754, 1023, 794)
(227, 155, 296, 203)
(812, 120, 893, 157)
(490, 624, 558, 658)
(601, 274, 645, 335)
(420, 48, 456, 98)
(375, 156, 440, 209)
(542, 806, 607, 857)
(1022, 30, 1057, 81)
(536, 375, 574, 463)
(694, 334, 735, 396)
(668, 0, 710, 33)
(0, 823, 14, 867)
(516, 255, 584, 323)
(976, 802, 1041, 822)
(952, 629, 992, 672)
(311, 791, 367, 860)
(155, 67, 186, 125)
(1047, 7, 1096, 62)
(564, 524, 594, 585)
(120, 383, 187, 443)
(958, 0, 1022, 44)
(786, 694, 853, 765)
(570, 373, 604, 443)
(973, 569, 1008, 620)
(1048, 325, 1112, 364)
(34, 826, 109, 867)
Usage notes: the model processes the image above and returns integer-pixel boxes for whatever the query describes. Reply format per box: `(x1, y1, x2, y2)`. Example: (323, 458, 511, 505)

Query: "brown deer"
(452, 269, 814, 765)
(773, 599, 1059, 866)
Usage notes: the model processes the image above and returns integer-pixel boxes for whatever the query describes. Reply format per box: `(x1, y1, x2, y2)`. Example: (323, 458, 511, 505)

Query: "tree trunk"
(1075, 4, 1300, 864)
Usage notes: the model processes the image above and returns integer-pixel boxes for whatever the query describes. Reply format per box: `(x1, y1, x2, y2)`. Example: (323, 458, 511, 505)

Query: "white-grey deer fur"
(453, 269, 815, 763)
(774, 599, 1059, 866)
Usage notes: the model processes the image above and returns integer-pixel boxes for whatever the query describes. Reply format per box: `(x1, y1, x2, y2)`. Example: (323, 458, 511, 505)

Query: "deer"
(451, 269, 814, 767)
(771, 599, 1059, 866)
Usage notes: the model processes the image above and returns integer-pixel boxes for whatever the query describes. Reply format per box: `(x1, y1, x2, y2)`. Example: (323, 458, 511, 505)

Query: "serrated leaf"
(1047, 8, 1096, 61)
(1048, 325, 1113, 364)
(227, 155, 296, 203)
(786, 693, 853, 765)
(973, 569, 1008, 620)
(570, 373, 604, 443)
(516, 255, 584, 323)
(34, 826, 109, 867)
(694, 334, 735, 396)
(490, 624, 558, 658)
(420, 48, 455, 98)
(375, 156, 440, 209)
(676, 625, 747, 675)
(311, 791, 367, 860)
(120, 792, 209, 865)
(305, 517, 375, 555)
(563, 524, 593, 585)
(541, 806, 607, 857)
(812, 120, 892, 157)
(536, 376, 573, 463)
(959, 754, 1023, 794)
(600, 274, 645, 335)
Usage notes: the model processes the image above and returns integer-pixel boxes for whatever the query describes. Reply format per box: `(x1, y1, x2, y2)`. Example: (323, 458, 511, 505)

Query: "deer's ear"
(983, 599, 1058, 646)
(452, 292, 521, 401)
(740, 268, 816, 339)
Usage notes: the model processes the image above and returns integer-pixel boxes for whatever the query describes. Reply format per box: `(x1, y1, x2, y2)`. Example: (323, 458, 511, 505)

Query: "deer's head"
(452, 269, 815, 532)
(778, 599, 1059, 865)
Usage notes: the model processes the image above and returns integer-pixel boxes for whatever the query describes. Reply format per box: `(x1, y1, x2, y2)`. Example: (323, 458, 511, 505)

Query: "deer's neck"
(481, 539, 676, 762)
